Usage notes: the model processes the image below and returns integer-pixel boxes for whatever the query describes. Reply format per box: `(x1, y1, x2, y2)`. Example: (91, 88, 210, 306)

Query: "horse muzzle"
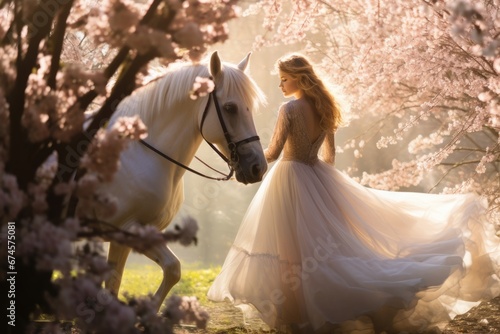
(233, 151, 267, 184)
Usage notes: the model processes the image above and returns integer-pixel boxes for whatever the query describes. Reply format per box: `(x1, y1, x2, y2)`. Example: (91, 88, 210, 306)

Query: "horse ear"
(238, 52, 251, 72)
(209, 51, 222, 78)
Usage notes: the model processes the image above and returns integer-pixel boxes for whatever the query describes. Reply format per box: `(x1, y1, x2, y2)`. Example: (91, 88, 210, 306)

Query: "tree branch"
(47, 0, 177, 222)
(6, 0, 59, 189)
(47, 0, 75, 89)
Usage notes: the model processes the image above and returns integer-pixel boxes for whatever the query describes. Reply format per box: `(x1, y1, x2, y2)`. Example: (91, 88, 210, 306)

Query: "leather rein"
(139, 86, 260, 181)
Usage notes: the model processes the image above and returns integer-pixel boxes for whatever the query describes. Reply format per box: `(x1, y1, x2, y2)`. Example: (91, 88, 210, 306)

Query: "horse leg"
(106, 241, 131, 297)
(142, 243, 181, 311)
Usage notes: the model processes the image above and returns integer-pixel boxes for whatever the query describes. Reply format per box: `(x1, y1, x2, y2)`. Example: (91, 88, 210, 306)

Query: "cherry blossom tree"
(249, 0, 500, 226)
(0, 0, 238, 332)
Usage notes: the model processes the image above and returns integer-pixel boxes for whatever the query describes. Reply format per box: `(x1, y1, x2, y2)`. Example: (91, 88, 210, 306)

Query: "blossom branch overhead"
(249, 0, 499, 223)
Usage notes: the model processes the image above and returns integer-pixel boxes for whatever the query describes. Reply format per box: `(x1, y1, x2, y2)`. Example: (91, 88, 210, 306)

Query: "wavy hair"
(277, 54, 343, 132)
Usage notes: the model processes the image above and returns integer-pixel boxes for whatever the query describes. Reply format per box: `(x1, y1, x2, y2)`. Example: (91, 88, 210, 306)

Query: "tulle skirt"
(207, 160, 500, 333)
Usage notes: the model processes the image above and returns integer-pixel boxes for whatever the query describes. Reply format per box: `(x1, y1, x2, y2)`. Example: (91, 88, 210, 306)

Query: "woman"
(207, 54, 500, 333)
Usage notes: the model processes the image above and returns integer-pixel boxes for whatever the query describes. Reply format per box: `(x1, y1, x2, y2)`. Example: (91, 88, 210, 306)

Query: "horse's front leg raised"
(106, 241, 131, 297)
(142, 243, 181, 311)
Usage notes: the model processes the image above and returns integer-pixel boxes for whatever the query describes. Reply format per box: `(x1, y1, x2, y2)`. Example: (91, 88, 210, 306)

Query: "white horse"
(98, 52, 267, 310)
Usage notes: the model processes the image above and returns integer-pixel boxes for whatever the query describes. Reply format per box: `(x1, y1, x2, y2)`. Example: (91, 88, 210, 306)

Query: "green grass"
(120, 264, 271, 333)
(119, 263, 221, 304)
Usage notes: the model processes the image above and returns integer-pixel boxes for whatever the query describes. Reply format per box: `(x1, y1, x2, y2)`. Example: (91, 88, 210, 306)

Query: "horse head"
(199, 51, 267, 184)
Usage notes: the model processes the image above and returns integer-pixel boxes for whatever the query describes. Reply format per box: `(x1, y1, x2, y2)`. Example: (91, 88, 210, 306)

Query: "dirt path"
(176, 300, 271, 333)
(443, 296, 500, 334)
(178, 296, 500, 333)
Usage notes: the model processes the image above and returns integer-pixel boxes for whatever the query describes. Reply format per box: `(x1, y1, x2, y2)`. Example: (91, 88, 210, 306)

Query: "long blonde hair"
(277, 54, 343, 132)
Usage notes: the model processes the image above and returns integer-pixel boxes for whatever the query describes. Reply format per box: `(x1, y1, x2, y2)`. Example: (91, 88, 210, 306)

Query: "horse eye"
(223, 103, 238, 114)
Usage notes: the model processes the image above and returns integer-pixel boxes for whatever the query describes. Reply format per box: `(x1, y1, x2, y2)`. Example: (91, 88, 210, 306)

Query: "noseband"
(139, 85, 260, 180)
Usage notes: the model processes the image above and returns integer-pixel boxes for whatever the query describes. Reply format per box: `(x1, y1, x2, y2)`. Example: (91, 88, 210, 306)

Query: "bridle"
(139, 85, 260, 181)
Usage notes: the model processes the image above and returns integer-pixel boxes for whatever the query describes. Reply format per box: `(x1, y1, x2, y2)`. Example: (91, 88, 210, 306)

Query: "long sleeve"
(320, 131, 336, 165)
(264, 104, 290, 163)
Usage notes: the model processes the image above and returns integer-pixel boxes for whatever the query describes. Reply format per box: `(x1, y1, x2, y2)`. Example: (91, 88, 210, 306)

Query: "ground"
(122, 264, 500, 334)
(442, 297, 500, 334)
(173, 297, 500, 334)
(39, 264, 500, 333)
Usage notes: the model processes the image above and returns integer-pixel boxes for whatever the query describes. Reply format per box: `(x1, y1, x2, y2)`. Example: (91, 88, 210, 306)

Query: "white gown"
(207, 101, 500, 333)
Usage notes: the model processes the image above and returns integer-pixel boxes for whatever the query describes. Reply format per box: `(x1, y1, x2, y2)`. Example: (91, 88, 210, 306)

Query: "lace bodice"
(264, 101, 336, 165)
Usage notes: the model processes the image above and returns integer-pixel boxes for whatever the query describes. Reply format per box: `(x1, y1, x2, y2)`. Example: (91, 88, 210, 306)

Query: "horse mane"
(115, 58, 267, 126)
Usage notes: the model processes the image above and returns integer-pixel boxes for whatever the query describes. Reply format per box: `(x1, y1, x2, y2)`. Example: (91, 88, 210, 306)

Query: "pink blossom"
(17, 216, 75, 273)
(174, 22, 204, 49)
(35, 153, 58, 188)
(49, 275, 137, 332)
(360, 159, 424, 191)
(28, 183, 48, 214)
(77, 190, 118, 220)
(21, 55, 91, 142)
(251, 0, 499, 216)
(73, 241, 109, 278)
(54, 181, 76, 196)
(0, 11, 10, 40)
(189, 76, 215, 100)
(22, 66, 55, 142)
(80, 116, 146, 183)
(442, 179, 478, 195)
(408, 134, 445, 154)
(108, 0, 140, 34)
(76, 170, 119, 220)
(132, 296, 172, 332)
(108, 215, 199, 252)
(59, 65, 107, 96)
(126, 26, 177, 59)
(476, 150, 496, 174)
(111, 223, 165, 252)
(1, 0, 244, 330)
(494, 58, 500, 73)
(176, 215, 198, 246)
(170, 0, 239, 60)
(0, 173, 25, 221)
(0, 88, 9, 149)
(111, 115, 148, 140)
(163, 295, 210, 329)
(76, 173, 100, 198)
